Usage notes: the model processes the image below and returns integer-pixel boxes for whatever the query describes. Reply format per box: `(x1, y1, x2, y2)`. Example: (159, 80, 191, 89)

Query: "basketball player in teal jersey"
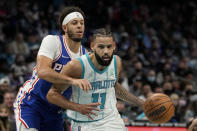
(47, 28, 145, 130)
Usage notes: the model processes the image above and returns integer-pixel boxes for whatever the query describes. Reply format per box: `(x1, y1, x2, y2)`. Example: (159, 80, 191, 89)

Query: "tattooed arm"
(114, 55, 144, 108)
(115, 82, 144, 108)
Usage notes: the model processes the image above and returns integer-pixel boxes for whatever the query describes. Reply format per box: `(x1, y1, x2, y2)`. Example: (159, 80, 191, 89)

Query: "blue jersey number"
(92, 93, 106, 109)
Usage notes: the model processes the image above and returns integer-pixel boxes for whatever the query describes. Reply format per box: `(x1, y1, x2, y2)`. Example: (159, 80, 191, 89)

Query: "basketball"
(143, 93, 175, 124)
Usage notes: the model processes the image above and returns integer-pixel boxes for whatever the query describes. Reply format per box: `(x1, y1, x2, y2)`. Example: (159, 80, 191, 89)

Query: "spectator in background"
(145, 69, 159, 91)
(157, 63, 175, 85)
(154, 87, 164, 94)
(26, 45, 39, 74)
(3, 91, 15, 115)
(26, 30, 40, 49)
(119, 71, 130, 91)
(170, 93, 181, 122)
(129, 61, 146, 85)
(8, 33, 29, 56)
(129, 78, 143, 97)
(139, 84, 153, 101)
(184, 83, 195, 98)
(0, 58, 10, 79)
(4, 46, 16, 67)
(0, 78, 10, 104)
(184, 96, 197, 123)
(0, 104, 10, 131)
(175, 58, 191, 77)
(10, 54, 27, 88)
(3, 91, 16, 131)
(163, 82, 173, 96)
(116, 100, 129, 124)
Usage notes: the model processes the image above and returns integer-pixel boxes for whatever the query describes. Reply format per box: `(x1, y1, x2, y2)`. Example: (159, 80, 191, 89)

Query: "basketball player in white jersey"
(14, 6, 100, 131)
(47, 28, 145, 131)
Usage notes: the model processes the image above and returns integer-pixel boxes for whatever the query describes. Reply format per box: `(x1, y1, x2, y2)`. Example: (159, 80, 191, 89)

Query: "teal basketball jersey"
(67, 53, 118, 122)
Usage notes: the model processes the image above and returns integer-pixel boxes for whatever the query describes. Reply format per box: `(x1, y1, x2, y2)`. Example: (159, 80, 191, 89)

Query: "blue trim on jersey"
(77, 58, 85, 79)
(82, 47, 86, 54)
(114, 55, 118, 79)
(86, 54, 109, 74)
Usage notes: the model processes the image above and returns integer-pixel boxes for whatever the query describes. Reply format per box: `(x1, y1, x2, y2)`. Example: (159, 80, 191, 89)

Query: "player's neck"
(64, 35, 81, 53)
(90, 53, 106, 71)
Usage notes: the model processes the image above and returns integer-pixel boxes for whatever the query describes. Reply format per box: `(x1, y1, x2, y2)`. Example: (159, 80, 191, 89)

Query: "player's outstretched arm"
(36, 35, 77, 85)
(114, 55, 144, 108)
(37, 55, 75, 85)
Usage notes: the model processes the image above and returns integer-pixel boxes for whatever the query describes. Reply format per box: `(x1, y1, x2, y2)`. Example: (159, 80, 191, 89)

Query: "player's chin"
(72, 37, 83, 42)
(102, 60, 111, 65)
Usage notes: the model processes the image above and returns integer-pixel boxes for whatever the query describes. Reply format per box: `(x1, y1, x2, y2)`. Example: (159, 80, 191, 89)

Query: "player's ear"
(62, 25, 67, 33)
(90, 42, 95, 51)
(112, 41, 116, 50)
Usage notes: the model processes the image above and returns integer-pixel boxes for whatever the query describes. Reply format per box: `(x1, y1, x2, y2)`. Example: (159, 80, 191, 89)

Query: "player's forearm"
(115, 82, 144, 108)
(47, 88, 79, 111)
(37, 67, 74, 85)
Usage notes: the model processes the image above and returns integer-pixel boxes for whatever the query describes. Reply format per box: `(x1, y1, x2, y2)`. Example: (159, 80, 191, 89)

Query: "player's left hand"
(75, 102, 101, 120)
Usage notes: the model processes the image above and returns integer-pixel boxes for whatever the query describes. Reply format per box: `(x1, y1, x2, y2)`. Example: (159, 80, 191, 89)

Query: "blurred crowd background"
(0, 0, 197, 130)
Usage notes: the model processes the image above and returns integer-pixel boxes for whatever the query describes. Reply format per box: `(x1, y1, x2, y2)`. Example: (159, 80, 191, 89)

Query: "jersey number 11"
(92, 93, 106, 109)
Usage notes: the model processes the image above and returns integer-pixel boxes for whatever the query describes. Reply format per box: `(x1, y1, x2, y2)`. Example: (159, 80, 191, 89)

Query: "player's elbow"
(37, 68, 47, 79)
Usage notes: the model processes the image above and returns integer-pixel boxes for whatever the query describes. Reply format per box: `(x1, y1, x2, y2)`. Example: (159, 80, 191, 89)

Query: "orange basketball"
(143, 93, 175, 124)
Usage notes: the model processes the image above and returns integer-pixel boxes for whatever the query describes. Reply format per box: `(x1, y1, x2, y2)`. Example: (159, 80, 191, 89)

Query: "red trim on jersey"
(21, 80, 31, 88)
(53, 36, 62, 62)
(28, 77, 39, 93)
(63, 35, 83, 58)
(17, 80, 31, 128)
(63, 36, 72, 58)
(33, 66, 37, 71)
(18, 91, 28, 128)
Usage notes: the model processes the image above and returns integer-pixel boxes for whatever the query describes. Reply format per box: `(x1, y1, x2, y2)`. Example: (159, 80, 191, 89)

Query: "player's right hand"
(72, 79, 92, 92)
(76, 102, 101, 120)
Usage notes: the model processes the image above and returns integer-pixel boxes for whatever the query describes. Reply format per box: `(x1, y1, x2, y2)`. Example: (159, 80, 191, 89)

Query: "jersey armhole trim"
(113, 55, 118, 79)
(53, 36, 62, 62)
(77, 58, 85, 79)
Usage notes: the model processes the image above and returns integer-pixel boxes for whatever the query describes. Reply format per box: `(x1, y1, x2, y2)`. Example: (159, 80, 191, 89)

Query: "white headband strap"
(62, 12, 84, 25)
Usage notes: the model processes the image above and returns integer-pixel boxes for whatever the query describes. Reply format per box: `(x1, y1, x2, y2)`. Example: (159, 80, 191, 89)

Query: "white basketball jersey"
(67, 53, 118, 122)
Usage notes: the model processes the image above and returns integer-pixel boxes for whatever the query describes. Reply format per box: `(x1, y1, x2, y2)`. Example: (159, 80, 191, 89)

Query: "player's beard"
(67, 29, 83, 42)
(94, 51, 113, 66)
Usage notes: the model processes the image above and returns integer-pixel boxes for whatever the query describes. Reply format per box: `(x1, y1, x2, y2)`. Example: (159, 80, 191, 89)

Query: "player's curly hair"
(92, 28, 115, 41)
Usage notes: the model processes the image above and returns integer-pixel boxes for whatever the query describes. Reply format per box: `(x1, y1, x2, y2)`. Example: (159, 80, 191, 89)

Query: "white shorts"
(71, 112, 127, 131)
